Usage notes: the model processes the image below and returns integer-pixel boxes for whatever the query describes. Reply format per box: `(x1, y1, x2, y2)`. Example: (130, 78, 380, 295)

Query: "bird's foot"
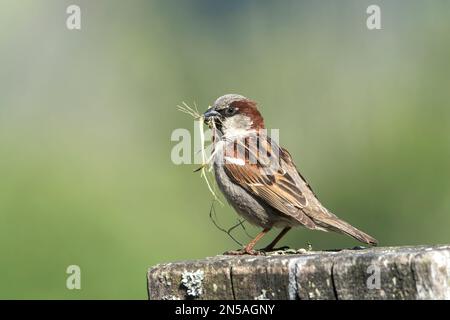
(223, 248, 265, 256)
(261, 245, 290, 253)
(264, 246, 314, 255)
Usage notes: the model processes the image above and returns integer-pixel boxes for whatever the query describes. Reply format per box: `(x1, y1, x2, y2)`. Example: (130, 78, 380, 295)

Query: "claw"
(223, 248, 264, 256)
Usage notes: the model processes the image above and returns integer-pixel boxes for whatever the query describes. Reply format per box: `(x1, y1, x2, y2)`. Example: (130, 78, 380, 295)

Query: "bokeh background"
(0, 0, 449, 299)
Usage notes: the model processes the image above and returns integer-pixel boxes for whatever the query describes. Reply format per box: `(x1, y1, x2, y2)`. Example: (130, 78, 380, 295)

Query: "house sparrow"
(203, 94, 377, 255)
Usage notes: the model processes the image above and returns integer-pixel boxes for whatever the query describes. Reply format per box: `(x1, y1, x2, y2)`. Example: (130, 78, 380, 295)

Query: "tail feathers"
(319, 217, 378, 246)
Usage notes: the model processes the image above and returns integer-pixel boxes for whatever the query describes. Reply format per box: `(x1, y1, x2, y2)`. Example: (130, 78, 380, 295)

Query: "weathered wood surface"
(147, 245, 450, 300)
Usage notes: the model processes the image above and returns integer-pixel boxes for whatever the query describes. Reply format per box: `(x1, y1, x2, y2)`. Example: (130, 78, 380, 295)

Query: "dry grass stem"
(177, 102, 223, 205)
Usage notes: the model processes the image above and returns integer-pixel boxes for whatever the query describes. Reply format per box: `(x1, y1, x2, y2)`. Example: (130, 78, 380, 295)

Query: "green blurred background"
(0, 0, 449, 299)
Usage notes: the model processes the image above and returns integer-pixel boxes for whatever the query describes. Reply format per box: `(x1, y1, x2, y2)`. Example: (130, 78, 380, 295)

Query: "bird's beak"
(203, 108, 220, 120)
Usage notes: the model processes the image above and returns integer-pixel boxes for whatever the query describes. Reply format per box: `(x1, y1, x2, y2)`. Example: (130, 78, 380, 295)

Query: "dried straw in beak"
(177, 102, 223, 205)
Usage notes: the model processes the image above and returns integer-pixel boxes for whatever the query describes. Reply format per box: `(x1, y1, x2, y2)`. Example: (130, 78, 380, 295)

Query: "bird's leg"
(262, 227, 292, 252)
(244, 228, 270, 254)
(224, 228, 270, 255)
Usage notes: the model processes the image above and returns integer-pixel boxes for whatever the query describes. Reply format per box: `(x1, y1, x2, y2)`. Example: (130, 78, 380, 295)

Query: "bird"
(203, 94, 378, 255)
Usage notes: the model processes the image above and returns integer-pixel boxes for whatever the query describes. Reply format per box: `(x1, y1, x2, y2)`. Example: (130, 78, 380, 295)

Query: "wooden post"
(147, 245, 450, 300)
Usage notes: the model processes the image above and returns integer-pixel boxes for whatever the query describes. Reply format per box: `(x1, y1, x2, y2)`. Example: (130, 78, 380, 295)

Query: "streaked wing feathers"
(222, 134, 316, 228)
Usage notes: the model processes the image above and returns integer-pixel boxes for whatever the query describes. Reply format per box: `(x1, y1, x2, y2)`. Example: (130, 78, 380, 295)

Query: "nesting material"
(177, 102, 223, 205)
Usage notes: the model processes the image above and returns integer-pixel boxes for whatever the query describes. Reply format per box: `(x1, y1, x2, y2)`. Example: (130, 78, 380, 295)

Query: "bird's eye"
(225, 107, 236, 116)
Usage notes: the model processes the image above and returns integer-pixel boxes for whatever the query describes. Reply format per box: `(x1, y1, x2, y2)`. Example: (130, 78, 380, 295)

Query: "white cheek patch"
(222, 115, 253, 138)
(224, 156, 245, 166)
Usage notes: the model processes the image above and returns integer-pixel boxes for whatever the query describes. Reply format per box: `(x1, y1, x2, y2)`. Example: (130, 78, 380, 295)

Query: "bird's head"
(203, 94, 265, 137)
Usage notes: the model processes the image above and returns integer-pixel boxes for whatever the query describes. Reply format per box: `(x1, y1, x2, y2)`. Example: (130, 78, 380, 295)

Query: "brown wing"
(222, 134, 317, 229)
(279, 146, 319, 199)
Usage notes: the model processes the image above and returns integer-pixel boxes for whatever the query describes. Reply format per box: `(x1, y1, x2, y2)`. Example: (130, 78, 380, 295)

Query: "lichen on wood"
(147, 245, 450, 300)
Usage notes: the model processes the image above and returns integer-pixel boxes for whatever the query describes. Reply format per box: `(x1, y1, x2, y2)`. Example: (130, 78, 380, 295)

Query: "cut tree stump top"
(147, 245, 450, 300)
